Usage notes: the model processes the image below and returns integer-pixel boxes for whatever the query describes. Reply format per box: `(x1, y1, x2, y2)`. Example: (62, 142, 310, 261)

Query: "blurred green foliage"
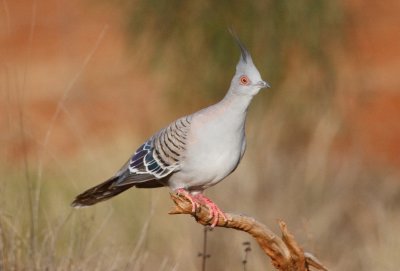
(117, 0, 343, 109)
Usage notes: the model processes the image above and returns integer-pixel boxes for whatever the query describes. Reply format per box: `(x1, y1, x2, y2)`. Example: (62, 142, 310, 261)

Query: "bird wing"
(114, 116, 192, 186)
(71, 116, 191, 207)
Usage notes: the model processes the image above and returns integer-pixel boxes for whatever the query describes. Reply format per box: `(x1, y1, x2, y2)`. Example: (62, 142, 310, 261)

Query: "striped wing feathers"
(116, 116, 191, 185)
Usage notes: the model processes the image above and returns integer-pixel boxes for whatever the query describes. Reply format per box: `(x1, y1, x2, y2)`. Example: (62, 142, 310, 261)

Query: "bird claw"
(194, 194, 227, 227)
(175, 188, 199, 213)
(175, 189, 227, 227)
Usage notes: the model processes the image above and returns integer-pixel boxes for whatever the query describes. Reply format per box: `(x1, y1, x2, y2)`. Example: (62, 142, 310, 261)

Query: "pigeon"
(71, 31, 270, 227)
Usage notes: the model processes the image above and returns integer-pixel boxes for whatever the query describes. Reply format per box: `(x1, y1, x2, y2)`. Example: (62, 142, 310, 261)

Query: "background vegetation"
(1, 0, 399, 270)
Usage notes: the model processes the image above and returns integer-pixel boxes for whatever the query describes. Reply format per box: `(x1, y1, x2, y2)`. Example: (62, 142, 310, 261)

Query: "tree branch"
(169, 193, 328, 271)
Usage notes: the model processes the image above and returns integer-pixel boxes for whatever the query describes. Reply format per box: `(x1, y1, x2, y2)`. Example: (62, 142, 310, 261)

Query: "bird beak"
(256, 80, 271, 89)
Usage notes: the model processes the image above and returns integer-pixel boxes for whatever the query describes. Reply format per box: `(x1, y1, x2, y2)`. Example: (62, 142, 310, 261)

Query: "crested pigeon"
(72, 31, 270, 227)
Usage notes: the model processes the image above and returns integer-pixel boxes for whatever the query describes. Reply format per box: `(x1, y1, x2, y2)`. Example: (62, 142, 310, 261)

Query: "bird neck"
(220, 90, 254, 115)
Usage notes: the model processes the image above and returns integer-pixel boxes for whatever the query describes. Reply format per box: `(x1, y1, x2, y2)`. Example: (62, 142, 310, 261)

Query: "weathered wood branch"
(169, 193, 328, 271)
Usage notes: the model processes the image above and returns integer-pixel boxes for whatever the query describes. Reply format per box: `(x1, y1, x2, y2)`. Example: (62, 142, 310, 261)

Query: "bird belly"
(168, 128, 244, 191)
(168, 151, 240, 191)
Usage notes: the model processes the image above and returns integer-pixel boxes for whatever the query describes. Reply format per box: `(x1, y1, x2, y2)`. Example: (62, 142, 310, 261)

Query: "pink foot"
(175, 189, 227, 227)
(193, 194, 227, 227)
(175, 188, 199, 213)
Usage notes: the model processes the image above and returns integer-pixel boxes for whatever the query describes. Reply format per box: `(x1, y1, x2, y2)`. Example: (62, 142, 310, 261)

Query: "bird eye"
(239, 75, 250, 85)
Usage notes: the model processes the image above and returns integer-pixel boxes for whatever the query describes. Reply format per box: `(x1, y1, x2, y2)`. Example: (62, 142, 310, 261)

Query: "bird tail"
(71, 176, 135, 208)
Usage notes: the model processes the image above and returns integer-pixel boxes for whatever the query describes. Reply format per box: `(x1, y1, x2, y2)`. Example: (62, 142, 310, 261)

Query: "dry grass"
(1, 110, 399, 271)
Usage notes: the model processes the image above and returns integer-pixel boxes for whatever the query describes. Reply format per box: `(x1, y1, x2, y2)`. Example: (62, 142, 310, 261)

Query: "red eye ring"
(239, 75, 250, 85)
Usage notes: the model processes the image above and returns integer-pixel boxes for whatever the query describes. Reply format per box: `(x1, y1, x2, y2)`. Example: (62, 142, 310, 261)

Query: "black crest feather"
(228, 28, 251, 63)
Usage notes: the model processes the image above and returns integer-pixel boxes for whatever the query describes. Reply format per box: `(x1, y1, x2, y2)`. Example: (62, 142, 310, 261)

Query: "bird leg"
(193, 194, 227, 227)
(175, 188, 199, 213)
(174, 189, 227, 227)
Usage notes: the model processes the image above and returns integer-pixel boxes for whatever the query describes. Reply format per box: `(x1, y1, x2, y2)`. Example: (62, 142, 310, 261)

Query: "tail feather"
(71, 176, 135, 208)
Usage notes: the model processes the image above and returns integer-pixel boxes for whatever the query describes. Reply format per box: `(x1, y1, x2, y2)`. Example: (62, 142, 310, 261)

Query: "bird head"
(229, 31, 270, 96)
